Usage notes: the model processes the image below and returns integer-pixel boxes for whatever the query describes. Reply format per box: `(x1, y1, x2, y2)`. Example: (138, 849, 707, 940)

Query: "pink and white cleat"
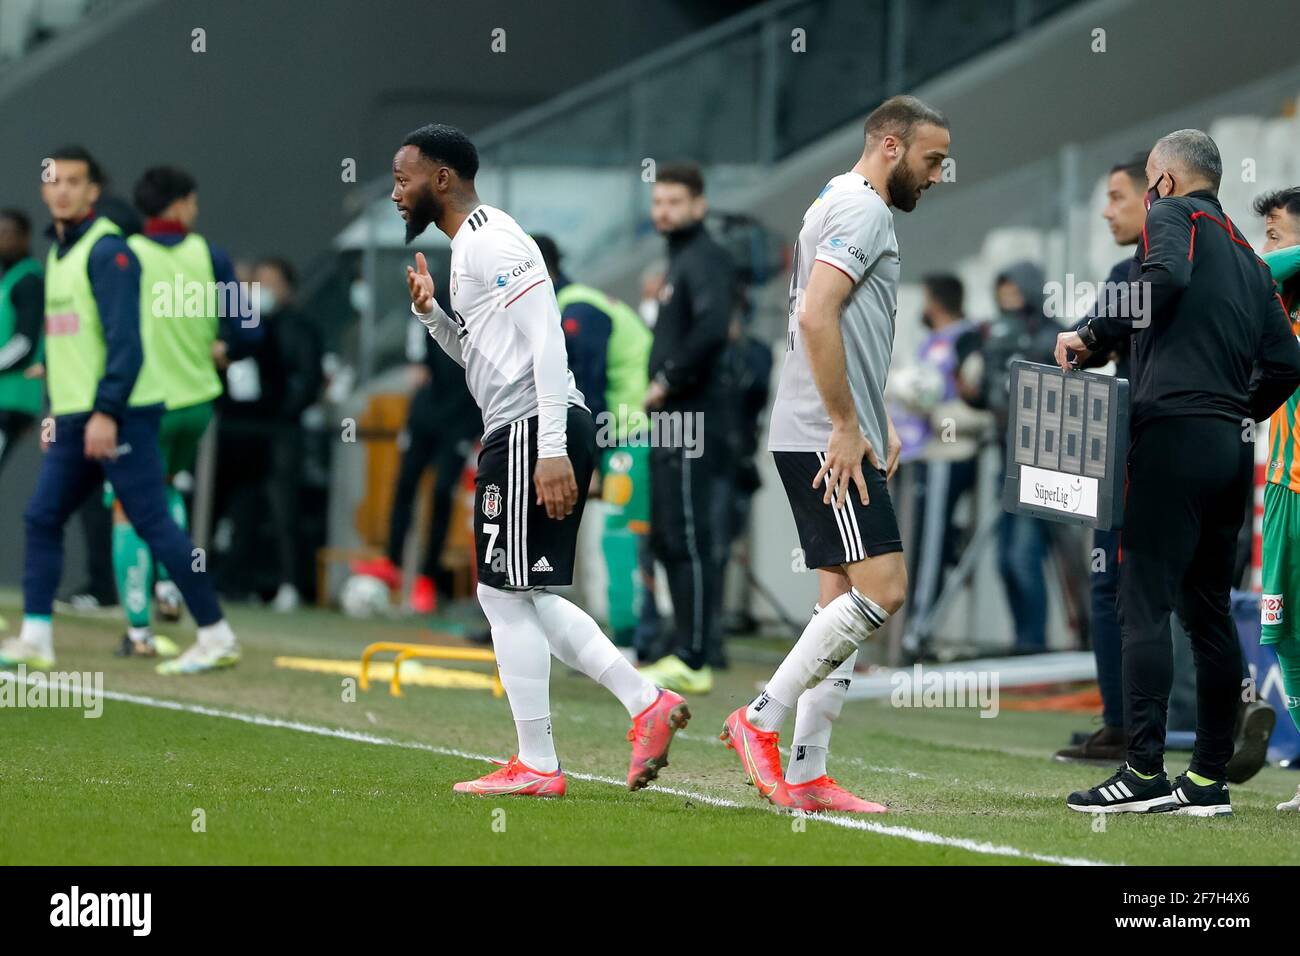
(452, 756, 566, 797)
(626, 689, 691, 790)
(783, 775, 888, 813)
(720, 706, 790, 804)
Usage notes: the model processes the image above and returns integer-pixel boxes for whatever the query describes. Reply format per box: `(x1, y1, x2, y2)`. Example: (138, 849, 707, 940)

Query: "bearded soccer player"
(393, 123, 688, 796)
(1255, 187, 1300, 812)
(721, 96, 950, 813)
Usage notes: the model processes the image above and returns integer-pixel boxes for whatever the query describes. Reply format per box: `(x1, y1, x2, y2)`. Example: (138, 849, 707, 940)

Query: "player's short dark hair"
(0, 208, 31, 235)
(1109, 151, 1148, 191)
(532, 234, 561, 276)
(656, 162, 705, 197)
(133, 166, 197, 217)
(48, 145, 103, 184)
(402, 123, 479, 181)
(1253, 187, 1300, 221)
(255, 256, 297, 289)
(922, 273, 964, 316)
(864, 95, 949, 148)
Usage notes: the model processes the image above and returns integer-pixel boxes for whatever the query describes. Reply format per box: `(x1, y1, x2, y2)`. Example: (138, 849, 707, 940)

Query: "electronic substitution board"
(1000, 360, 1129, 530)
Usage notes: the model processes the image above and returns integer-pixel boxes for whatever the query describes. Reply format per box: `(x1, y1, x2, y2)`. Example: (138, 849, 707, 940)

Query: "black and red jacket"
(1089, 189, 1300, 432)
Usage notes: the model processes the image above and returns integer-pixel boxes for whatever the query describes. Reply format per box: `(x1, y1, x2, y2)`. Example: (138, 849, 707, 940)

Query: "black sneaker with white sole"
(1169, 773, 1233, 817)
(1067, 765, 1177, 813)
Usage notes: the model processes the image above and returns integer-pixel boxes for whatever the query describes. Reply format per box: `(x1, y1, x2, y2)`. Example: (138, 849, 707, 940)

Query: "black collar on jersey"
(666, 218, 704, 252)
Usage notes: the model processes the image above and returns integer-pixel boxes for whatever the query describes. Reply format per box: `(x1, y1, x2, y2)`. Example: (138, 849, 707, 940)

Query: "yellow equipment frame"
(359, 641, 503, 698)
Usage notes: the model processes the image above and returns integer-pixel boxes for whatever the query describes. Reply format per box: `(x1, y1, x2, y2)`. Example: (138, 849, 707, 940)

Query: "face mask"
(638, 299, 658, 328)
(349, 281, 371, 314)
(1145, 172, 1169, 211)
(258, 288, 278, 315)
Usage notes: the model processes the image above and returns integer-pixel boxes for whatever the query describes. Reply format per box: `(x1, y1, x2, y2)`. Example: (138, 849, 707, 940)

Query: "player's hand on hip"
(406, 251, 436, 314)
(1055, 330, 1091, 371)
(885, 416, 902, 480)
(815, 422, 877, 508)
(535, 455, 578, 519)
(84, 411, 118, 461)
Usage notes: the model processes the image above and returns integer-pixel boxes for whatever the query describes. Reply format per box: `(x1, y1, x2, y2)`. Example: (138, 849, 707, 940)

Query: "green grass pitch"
(1, 597, 1297, 866)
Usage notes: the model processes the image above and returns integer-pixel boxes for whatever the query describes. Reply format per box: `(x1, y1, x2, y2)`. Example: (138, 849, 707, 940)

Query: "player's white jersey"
(767, 173, 900, 458)
(444, 204, 585, 438)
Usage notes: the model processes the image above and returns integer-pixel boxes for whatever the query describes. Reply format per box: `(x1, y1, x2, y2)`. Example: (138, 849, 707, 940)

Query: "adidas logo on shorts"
(531, 556, 553, 573)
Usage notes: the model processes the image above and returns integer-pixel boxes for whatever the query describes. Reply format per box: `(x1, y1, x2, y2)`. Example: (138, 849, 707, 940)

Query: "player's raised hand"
(406, 251, 436, 314)
(815, 421, 878, 508)
(535, 455, 578, 519)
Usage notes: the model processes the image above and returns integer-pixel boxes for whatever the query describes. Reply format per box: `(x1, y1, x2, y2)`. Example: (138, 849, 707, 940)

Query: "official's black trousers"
(650, 442, 717, 671)
(1120, 416, 1251, 780)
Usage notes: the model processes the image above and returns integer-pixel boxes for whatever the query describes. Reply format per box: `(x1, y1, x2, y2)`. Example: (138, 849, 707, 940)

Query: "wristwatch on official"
(1078, 321, 1100, 351)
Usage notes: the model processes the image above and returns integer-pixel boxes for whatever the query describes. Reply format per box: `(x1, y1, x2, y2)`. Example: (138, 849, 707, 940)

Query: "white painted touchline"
(0, 671, 1109, 866)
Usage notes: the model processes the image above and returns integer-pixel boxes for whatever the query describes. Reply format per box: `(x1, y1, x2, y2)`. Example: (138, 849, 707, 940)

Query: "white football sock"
(196, 619, 236, 651)
(127, 625, 154, 645)
(478, 583, 558, 772)
(532, 589, 658, 717)
(514, 717, 556, 773)
(747, 589, 886, 732)
(788, 652, 857, 784)
(19, 616, 53, 657)
(745, 690, 791, 732)
(744, 604, 821, 732)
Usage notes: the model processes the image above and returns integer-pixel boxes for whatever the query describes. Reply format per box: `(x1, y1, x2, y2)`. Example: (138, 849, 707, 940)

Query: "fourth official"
(1057, 129, 1300, 816)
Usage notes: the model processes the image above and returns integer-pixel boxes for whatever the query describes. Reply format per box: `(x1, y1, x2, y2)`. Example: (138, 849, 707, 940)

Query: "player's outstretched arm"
(801, 259, 878, 508)
(407, 252, 465, 367)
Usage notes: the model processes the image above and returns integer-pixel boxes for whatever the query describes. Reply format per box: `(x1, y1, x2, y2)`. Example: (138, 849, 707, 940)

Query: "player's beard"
(403, 182, 441, 244)
(886, 156, 926, 213)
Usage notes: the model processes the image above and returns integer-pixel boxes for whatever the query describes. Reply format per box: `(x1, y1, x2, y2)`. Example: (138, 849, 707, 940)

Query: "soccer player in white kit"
(393, 124, 690, 796)
(720, 96, 951, 812)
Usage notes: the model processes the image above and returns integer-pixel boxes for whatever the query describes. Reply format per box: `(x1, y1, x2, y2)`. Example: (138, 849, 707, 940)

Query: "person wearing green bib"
(107, 166, 255, 656)
(533, 235, 653, 653)
(0, 209, 45, 471)
(0, 146, 239, 675)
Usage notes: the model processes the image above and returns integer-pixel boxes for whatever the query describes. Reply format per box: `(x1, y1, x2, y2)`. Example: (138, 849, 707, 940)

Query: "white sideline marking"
(0, 671, 1109, 866)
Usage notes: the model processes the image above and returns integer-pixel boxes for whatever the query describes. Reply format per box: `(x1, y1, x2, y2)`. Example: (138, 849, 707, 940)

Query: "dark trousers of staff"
(1120, 416, 1252, 781)
(649, 442, 717, 671)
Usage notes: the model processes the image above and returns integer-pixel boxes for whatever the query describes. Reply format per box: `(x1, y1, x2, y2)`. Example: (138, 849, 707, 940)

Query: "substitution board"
(1000, 360, 1129, 530)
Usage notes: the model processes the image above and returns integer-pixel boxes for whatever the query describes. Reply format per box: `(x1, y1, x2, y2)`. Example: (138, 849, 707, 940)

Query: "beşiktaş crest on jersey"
(482, 483, 502, 519)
